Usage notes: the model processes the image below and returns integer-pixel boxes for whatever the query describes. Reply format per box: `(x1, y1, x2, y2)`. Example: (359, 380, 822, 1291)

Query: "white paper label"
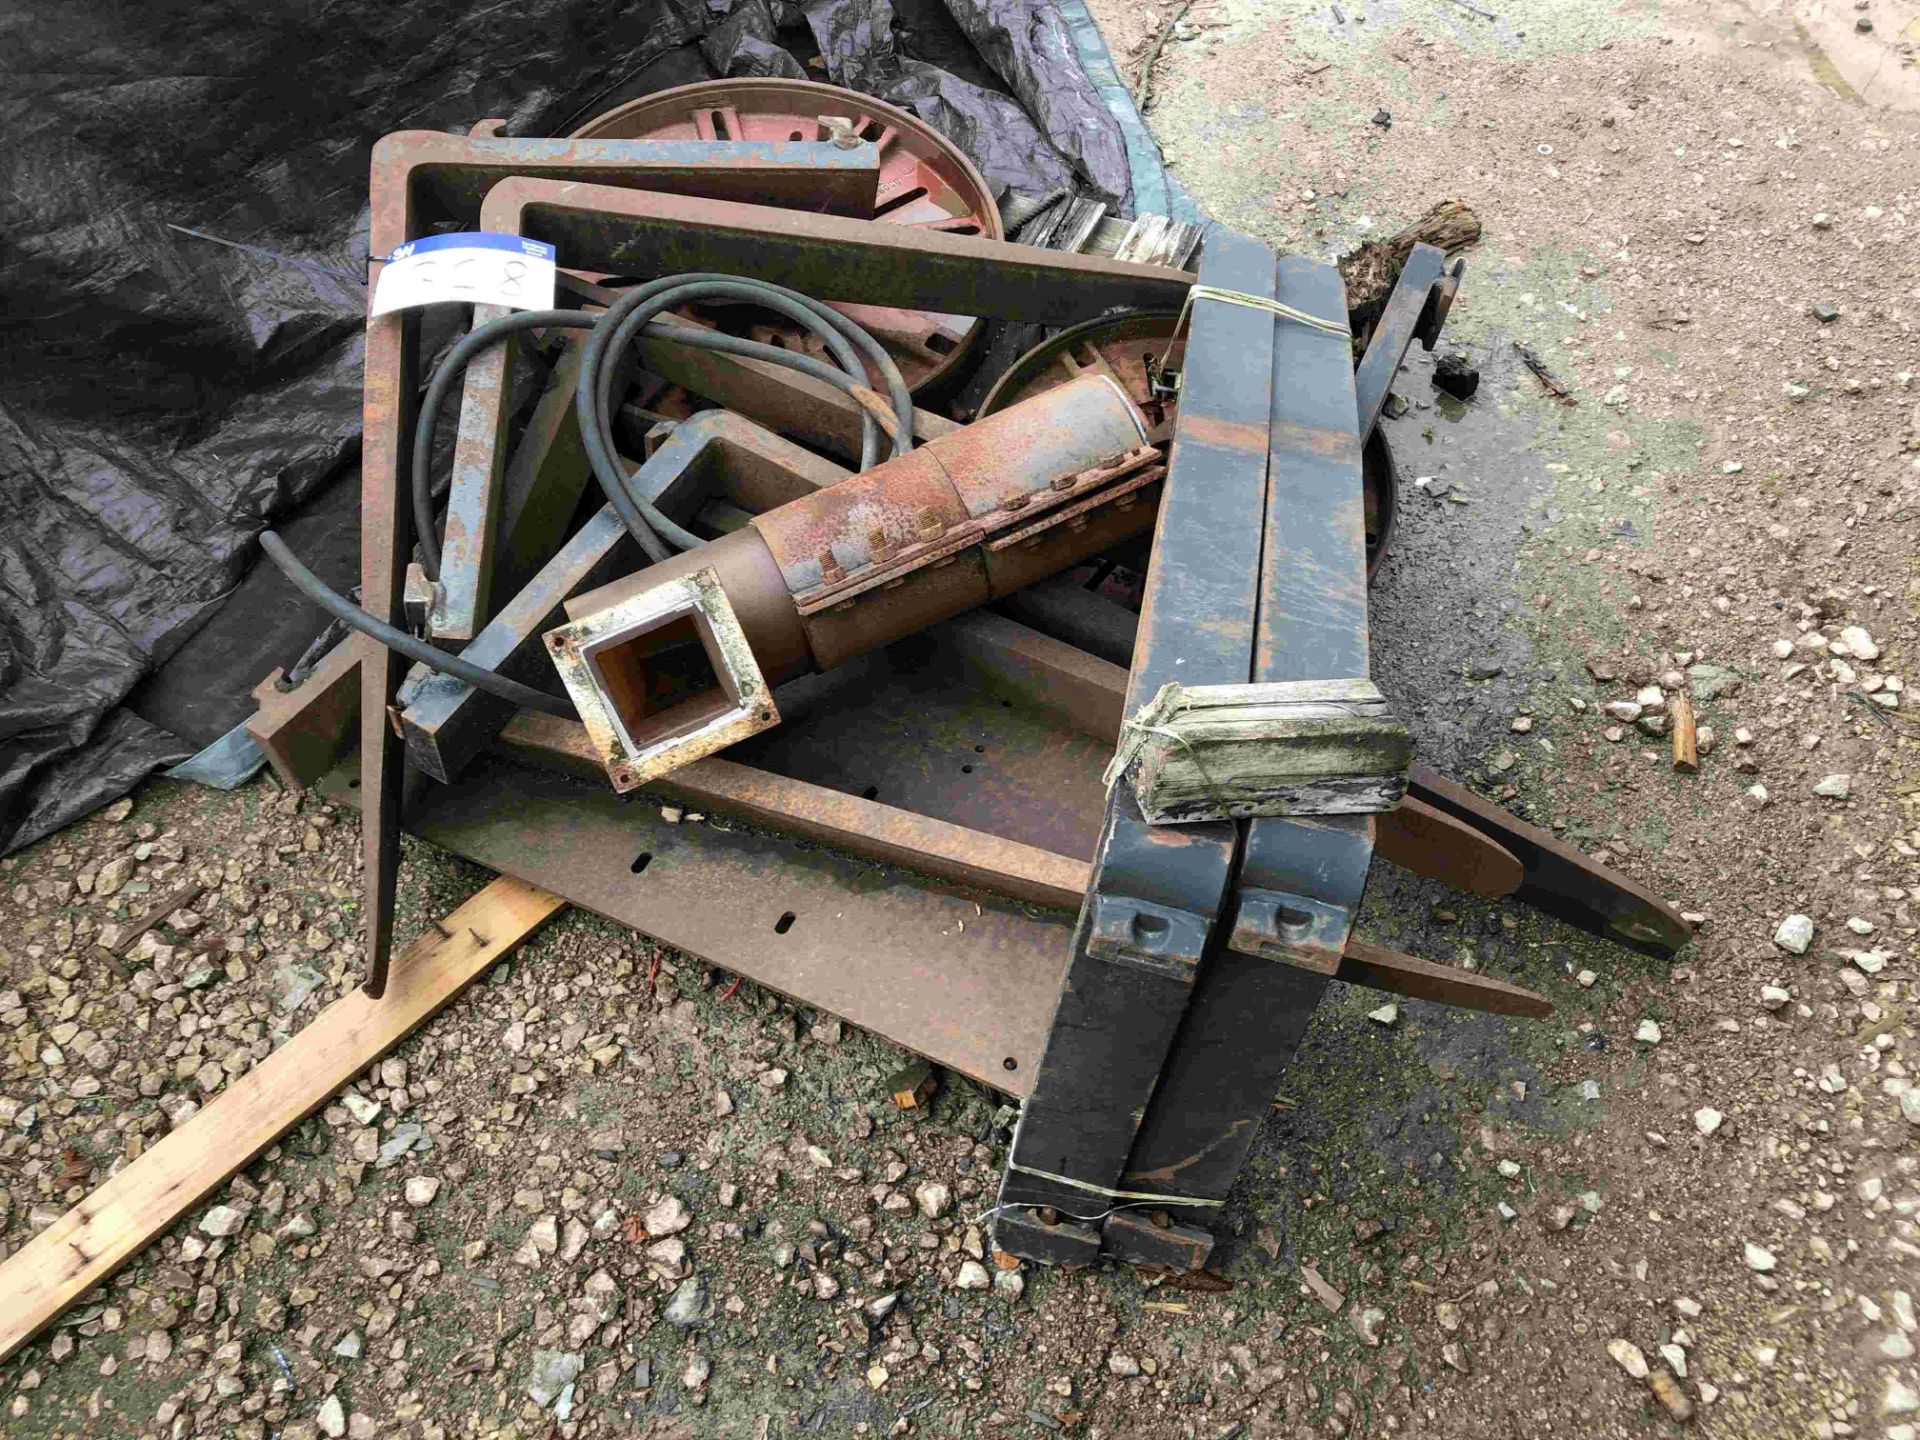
(371, 232, 556, 316)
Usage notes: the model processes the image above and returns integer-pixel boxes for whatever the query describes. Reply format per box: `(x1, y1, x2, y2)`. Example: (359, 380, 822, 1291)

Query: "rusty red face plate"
(574, 79, 1001, 394)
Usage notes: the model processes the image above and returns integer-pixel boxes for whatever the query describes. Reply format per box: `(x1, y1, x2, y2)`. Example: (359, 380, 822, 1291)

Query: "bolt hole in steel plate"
(572, 79, 1002, 395)
(979, 312, 1399, 577)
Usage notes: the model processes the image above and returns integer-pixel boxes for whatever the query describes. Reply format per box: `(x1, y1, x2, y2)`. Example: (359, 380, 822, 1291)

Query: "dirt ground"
(4, 1, 1920, 1437)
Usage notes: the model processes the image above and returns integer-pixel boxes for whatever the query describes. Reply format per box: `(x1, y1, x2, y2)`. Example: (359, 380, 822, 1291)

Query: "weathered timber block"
(1117, 678, 1412, 824)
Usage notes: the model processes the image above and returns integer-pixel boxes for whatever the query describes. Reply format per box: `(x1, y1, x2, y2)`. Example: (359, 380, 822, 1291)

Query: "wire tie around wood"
(1156, 282, 1351, 373)
(1004, 1161, 1228, 1208)
(1101, 681, 1228, 810)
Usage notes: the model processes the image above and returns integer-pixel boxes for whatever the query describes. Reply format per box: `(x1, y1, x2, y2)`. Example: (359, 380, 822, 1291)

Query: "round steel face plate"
(574, 79, 1001, 394)
(981, 312, 1397, 577)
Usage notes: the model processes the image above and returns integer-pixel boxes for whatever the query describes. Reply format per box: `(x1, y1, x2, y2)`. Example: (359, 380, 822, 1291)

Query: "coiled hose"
(261, 274, 912, 713)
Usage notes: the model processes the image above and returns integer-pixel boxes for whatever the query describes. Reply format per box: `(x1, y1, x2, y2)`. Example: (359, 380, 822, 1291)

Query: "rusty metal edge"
(499, 711, 1089, 910)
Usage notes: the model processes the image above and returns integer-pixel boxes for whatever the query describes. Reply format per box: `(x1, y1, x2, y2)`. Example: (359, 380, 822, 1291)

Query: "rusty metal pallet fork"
(292, 165, 1694, 1270)
(991, 242, 1406, 1267)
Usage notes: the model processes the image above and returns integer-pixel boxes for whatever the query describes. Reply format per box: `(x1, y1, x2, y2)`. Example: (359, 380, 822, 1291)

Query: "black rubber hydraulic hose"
(274, 275, 913, 724)
(257, 530, 574, 719)
(410, 275, 913, 577)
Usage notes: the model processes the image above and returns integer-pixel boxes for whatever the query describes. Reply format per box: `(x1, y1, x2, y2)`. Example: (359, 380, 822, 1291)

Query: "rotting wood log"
(1341, 199, 1482, 323)
(0, 877, 563, 1364)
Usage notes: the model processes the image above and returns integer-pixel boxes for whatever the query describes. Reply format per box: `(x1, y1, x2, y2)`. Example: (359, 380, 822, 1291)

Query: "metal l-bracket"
(401, 410, 849, 784)
(430, 139, 881, 644)
(1353, 241, 1463, 443)
(475, 178, 1196, 326)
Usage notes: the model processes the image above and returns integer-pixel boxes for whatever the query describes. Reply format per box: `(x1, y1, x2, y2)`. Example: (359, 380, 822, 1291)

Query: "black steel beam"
(992, 232, 1278, 1269)
(1108, 253, 1374, 1249)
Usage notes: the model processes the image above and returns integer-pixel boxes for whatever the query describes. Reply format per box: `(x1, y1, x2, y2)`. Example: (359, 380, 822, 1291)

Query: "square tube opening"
(584, 610, 740, 759)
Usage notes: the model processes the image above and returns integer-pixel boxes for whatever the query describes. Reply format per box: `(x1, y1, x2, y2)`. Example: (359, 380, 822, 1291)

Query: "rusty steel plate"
(330, 631, 1115, 1093)
(388, 755, 1069, 1095)
(980, 311, 1400, 576)
(574, 79, 1001, 394)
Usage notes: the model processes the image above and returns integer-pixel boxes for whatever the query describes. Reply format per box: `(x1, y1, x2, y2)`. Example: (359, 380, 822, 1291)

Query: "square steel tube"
(475, 178, 1196, 326)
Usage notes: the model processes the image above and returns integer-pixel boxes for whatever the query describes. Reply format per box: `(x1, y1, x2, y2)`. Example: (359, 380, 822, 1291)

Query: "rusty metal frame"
(354, 128, 903, 997)
(426, 138, 880, 644)
(309, 136, 1684, 1258)
(324, 688, 1555, 1098)
(496, 707, 1549, 1022)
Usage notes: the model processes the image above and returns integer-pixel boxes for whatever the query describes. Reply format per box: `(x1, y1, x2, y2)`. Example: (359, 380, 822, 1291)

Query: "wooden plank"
(1118, 678, 1412, 823)
(0, 877, 564, 1364)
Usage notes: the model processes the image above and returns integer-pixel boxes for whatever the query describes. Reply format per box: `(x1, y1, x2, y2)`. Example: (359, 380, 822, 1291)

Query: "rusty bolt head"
(917, 507, 944, 540)
(1001, 493, 1030, 512)
(818, 115, 863, 149)
(817, 549, 845, 583)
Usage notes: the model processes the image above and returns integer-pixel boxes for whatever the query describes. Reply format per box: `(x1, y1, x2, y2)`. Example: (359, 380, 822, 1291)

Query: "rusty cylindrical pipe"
(552, 375, 1156, 785)
(568, 373, 1151, 680)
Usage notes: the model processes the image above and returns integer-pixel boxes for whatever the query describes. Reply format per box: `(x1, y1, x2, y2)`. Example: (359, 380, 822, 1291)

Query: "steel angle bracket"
(991, 233, 1278, 1269)
(401, 410, 848, 785)
(1112, 256, 1375, 1263)
(355, 129, 884, 998)
(474, 178, 1196, 327)
(426, 136, 882, 645)
(1353, 241, 1463, 443)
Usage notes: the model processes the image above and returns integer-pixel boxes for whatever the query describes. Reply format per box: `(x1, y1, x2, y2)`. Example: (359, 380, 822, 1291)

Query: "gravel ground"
(4, 2, 1920, 1437)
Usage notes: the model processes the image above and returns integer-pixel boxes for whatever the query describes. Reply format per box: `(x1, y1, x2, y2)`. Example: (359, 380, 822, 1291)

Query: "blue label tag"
(386, 232, 557, 264)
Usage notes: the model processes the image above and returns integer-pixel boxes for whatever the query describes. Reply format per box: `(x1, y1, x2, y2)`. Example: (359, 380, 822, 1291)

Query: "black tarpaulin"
(0, 0, 1137, 853)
